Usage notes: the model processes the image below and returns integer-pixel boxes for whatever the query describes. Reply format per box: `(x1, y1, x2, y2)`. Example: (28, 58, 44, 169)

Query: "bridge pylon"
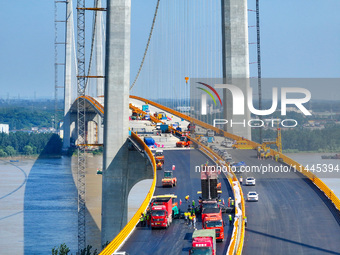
(221, 0, 251, 140)
(101, 0, 153, 246)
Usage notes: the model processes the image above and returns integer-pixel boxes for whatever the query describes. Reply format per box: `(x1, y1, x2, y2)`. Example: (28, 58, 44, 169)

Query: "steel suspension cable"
(84, 0, 99, 91)
(130, 0, 161, 91)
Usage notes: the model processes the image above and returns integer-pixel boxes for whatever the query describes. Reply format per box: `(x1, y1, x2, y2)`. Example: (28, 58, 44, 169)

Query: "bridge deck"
(228, 149, 340, 255)
(119, 149, 234, 255)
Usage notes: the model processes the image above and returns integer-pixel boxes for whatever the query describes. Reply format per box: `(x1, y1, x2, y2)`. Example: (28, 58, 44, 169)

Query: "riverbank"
(0, 154, 62, 160)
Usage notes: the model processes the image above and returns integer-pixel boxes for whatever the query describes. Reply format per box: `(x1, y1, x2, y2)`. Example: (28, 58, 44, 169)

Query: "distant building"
(0, 124, 9, 134)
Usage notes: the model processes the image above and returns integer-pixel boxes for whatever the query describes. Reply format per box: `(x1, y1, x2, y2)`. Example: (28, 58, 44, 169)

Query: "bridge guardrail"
(77, 96, 104, 115)
(99, 132, 157, 255)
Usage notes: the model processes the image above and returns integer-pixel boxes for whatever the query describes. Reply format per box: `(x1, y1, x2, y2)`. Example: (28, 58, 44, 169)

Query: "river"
(286, 152, 340, 199)
(0, 155, 152, 255)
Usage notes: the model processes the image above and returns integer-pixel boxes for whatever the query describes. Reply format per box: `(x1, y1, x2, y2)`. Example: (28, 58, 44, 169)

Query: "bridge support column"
(101, 0, 132, 246)
(101, 146, 153, 245)
(62, 0, 74, 149)
(221, 0, 251, 140)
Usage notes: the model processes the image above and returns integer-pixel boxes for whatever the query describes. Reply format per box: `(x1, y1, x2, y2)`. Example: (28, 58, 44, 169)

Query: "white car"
(247, 191, 259, 202)
(245, 177, 256, 186)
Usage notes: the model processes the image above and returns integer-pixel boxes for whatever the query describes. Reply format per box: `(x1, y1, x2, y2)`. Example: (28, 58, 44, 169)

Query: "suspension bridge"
(53, 0, 340, 254)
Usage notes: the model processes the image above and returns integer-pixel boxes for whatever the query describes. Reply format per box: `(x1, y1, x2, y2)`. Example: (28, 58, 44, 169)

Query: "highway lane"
(120, 149, 234, 255)
(228, 149, 340, 255)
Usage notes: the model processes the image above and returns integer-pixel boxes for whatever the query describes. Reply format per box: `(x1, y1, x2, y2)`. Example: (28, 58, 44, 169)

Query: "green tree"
(0, 149, 7, 157)
(23, 145, 33, 155)
(5, 146, 16, 156)
(52, 243, 70, 255)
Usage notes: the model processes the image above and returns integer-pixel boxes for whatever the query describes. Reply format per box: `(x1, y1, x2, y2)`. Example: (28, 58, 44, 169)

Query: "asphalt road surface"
(120, 149, 234, 255)
(228, 149, 340, 255)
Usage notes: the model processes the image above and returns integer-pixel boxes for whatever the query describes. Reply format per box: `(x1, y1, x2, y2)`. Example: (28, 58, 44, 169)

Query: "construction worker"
(188, 212, 192, 226)
(173, 205, 179, 219)
(146, 211, 151, 227)
(140, 212, 145, 227)
(192, 213, 197, 229)
(188, 204, 192, 214)
(228, 214, 233, 225)
(185, 195, 189, 202)
(244, 216, 247, 228)
(239, 176, 243, 185)
(231, 199, 234, 207)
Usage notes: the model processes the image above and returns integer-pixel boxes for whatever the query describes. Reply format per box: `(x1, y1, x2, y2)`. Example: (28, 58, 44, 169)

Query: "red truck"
(190, 229, 216, 255)
(150, 195, 176, 228)
(201, 207, 225, 241)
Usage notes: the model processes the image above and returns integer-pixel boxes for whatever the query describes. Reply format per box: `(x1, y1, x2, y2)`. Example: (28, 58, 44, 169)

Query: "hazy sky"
(0, 0, 339, 99)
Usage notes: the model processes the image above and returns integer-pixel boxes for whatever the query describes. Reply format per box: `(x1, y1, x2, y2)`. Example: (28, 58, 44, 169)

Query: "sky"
(0, 0, 339, 99)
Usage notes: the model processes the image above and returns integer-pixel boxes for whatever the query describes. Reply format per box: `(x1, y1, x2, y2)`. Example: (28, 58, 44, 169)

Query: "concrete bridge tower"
(101, 0, 153, 245)
(221, 0, 252, 139)
(62, 0, 74, 149)
(96, 0, 104, 145)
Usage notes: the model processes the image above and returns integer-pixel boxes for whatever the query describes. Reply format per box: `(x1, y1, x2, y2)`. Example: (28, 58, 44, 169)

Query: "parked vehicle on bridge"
(245, 177, 256, 186)
(144, 137, 155, 147)
(221, 140, 233, 148)
(187, 123, 196, 133)
(247, 191, 259, 202)
(150, 195, 176, 228)
(206, 129, 214, 137)
(190, 229, 216, 255)
(131, 110, 139, 120)
(231, 161, 246, 172)
(176, 136, 191, 147)
(142, 104, 149, 112)
(159, 124, 170, 133)
(232, 140, 253, 149)
(162, 170, 177, 187)
(155, 112, 167, 120)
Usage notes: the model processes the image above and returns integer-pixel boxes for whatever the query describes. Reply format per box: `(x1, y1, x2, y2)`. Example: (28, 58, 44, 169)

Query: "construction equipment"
(200, 169, 219, 200)
(176, 136, 191, 147)
(162, 171, 177, 187)
(156, 161, 163, 170)
(154, 150, 164, 164)
(260, 127, 282, 153)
